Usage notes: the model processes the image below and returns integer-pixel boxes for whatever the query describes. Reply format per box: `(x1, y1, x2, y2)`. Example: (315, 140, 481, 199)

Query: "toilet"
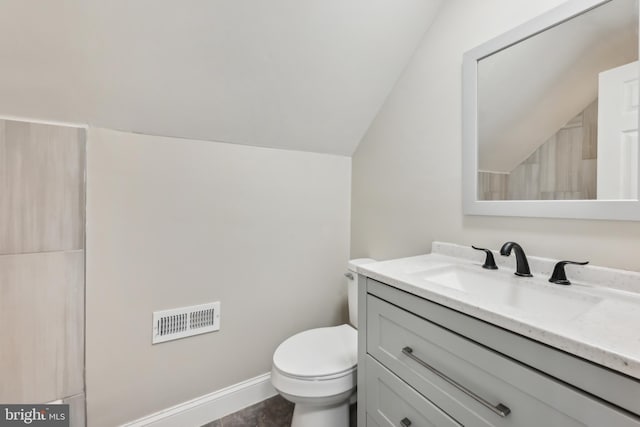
(271, 258, 376, 427)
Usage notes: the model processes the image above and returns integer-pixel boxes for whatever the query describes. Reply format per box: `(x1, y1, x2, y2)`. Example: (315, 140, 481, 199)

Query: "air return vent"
(152, 302, 220, 344)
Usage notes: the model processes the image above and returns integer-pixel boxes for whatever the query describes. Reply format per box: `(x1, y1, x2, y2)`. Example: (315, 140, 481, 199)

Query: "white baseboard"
(121, 373, 277, 427)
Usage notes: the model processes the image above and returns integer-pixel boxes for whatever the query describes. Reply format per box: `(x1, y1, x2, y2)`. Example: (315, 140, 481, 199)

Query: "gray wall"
(85, 128, 351, 427)
(0, 119, 86, 424)
(351, 0, 640, 271)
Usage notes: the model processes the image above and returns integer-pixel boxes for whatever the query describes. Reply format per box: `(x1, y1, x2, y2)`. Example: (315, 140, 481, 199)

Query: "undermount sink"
(410, 264, 602, 320)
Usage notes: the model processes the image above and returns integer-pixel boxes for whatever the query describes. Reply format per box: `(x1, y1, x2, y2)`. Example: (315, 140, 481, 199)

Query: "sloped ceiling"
(0, 0, 444, 156)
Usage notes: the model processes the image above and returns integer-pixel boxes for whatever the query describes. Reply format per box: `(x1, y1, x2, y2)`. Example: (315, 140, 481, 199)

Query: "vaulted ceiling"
(0, 0, 444, 155)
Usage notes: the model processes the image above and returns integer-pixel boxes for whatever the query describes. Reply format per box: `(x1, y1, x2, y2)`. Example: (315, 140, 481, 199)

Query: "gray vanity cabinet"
(365, 358, 461, 427)
(358, 278, 640, 427)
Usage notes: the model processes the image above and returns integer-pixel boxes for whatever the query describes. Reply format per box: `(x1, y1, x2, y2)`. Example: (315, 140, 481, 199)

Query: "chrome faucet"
(500, 242, 532, 277)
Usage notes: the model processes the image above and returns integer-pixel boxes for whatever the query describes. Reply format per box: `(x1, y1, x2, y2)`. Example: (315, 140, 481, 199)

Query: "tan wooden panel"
(0, 120, 85, 255)
(0, 251, 84, 402)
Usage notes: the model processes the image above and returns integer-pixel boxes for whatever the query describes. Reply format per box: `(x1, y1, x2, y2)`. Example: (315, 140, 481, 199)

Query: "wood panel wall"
(0, 120, 86, 426)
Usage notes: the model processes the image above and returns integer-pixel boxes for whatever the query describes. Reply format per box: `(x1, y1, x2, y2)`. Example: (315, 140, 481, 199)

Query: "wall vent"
(152, 302, 220, 344)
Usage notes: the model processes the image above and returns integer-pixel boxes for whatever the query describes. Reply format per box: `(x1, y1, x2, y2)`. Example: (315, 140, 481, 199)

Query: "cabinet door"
(367, 294, 640, 427)
(366, 356, 461, 427)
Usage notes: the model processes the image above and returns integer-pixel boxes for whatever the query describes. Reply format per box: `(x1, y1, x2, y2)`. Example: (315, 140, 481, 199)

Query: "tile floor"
(201, 395, 357, 427)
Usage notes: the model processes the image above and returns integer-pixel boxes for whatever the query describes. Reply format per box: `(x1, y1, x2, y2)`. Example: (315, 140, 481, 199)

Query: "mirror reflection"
(477, 0, 639, 201)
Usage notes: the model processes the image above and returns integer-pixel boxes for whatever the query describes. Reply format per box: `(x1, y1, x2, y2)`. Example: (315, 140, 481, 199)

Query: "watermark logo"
(0, 405, 68, 426)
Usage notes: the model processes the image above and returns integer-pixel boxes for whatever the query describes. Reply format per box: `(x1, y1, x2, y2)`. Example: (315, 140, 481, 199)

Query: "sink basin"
(395, 259, 456, 275)
(411, 265, 602, 319)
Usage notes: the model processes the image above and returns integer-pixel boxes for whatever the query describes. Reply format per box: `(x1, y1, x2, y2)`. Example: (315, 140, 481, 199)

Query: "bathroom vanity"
(356, 243, 640, 427)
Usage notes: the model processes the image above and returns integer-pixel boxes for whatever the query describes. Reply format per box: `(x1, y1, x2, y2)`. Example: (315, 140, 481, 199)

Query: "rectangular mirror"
(463, 0, 640, 220)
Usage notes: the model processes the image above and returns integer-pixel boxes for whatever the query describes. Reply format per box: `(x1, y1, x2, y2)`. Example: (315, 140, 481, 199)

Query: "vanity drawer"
(366, 294, 640, 427)
(365, 355, 461, 427)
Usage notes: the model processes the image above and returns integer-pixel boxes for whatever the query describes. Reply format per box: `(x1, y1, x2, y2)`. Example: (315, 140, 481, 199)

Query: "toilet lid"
(273, 324, 357, 379)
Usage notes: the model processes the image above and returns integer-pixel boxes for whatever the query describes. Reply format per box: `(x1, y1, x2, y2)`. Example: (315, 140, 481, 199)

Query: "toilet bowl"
(272, 324, 357, 427)
(271, 259, 376, 427)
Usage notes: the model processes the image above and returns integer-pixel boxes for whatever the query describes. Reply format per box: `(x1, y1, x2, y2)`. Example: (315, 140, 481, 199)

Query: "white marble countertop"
(356, 242, 640, 380)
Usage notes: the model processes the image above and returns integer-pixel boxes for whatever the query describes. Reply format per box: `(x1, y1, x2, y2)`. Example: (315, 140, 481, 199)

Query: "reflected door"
(597, 61, 639, 199)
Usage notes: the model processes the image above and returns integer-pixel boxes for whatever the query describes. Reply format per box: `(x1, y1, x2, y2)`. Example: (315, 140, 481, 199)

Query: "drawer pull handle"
(402, 346, 511, 418)
(400, 417, 412, 426)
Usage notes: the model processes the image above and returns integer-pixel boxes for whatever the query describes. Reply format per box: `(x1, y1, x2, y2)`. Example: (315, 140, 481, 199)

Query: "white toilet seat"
(271, 324, 357, 398)
(271, 365, 356, 398)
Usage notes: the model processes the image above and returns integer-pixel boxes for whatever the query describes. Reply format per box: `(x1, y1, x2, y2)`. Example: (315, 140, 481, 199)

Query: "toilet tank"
(347, 258, 377, 329)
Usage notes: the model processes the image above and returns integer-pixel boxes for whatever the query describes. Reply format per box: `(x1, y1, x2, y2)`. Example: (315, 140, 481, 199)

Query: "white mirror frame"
(462, 0, 640, 221)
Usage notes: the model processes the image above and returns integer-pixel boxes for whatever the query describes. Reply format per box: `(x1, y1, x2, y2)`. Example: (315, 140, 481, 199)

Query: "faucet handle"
(472, 246, 498, 270)
(549, 260, 589, 285)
